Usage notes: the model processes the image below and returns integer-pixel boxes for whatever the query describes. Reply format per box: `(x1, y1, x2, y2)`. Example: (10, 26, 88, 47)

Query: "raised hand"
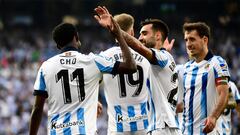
(94, 6, 121, 36)
(163, 37, 175, 52)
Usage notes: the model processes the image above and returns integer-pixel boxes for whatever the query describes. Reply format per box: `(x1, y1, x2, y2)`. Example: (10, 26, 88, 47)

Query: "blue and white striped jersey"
(100, 46, 150, 132)
(221, 81, 240, 135)
(33, 47, 119, 135)
(147, 48, 179, 132)
(181, 52, 230, 135)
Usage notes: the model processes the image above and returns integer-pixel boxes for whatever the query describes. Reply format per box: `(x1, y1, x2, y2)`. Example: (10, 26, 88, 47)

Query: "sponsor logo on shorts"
(117, 114, 148, 123)
(51, 120, 85, 129)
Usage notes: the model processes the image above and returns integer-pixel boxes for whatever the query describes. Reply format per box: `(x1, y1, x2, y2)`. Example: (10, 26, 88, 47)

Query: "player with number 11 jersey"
(34, 50, 121, 135)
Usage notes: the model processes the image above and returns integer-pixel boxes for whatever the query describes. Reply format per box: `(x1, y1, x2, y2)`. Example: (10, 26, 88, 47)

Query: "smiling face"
(184, 30, 208, 61)
(138, 23, 163, 49)
(138, 24, 156, 48)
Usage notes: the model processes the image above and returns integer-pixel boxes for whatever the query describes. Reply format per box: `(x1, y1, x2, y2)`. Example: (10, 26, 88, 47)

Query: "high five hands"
(94, 6, 121, 36)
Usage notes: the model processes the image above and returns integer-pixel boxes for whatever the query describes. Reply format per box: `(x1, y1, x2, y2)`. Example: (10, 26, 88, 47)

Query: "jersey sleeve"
(150, 48, 168, 68)
(230, 82, 240, 103)
(33, 63, 48, 98)
(93, 53, 120, 75)
(213, 56, 230, 84)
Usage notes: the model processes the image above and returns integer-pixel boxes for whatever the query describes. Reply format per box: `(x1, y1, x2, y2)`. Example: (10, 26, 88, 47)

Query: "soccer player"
(29, 16, 137, 135)
(221, 81, 240, 135)
(180, 22, 230, 135)
(94, 6, 181, 135)
(99, 13, 151, 134)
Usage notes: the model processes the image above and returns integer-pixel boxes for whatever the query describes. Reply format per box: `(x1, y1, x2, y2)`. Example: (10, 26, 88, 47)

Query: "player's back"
(147, 48, 179, 130)
(101, 46, 151, 132)
(36, 50, 103, 135)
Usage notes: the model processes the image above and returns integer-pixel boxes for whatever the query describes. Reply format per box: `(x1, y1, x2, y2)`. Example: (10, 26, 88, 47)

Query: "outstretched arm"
(94, 6, 156, 64)
(120, 31, 157, 63)
(29, 95, 46, 135)
(94, 6, 137, 74)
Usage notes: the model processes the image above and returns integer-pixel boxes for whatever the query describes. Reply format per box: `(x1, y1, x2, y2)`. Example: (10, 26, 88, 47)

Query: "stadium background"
(0, 0, 239, 134)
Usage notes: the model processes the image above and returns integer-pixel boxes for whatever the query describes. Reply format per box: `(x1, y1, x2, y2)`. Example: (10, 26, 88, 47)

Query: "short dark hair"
(183, 22, 211, 40)
(141, 18, 169, 42)
(52, 23, 78, 48)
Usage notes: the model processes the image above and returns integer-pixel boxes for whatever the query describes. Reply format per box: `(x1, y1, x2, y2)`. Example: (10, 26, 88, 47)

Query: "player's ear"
(155, 31, 161, 41)
(75, 33, 79, 41)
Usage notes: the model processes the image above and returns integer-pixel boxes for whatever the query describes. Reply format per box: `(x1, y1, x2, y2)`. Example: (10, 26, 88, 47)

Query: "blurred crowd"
(0, 23, 239, 135)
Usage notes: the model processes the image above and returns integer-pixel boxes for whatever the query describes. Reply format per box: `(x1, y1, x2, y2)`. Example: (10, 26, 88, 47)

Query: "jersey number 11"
(56, 68, 85, 104)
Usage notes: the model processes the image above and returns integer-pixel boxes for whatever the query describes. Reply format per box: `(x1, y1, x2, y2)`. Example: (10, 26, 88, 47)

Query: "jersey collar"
(160, 48, 166, 51)
(204, 51, 214, 61)
(61, 46, 79, 53)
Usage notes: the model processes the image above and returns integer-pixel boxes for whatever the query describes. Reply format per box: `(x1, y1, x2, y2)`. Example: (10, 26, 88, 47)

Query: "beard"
(141, 37, 156, 48)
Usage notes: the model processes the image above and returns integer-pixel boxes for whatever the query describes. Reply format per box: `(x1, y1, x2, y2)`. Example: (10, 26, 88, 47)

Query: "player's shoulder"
(100, 46, 120, 55)
(210, 55, 227, 64)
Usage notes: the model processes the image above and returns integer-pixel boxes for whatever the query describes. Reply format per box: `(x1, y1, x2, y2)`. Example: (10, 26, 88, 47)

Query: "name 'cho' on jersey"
(181, 52, 230, 135)
(221, 81, 240, 135)
(147, 48, 179, 132)
(100, 46, 151, 132)
(33, 47, 119, 135)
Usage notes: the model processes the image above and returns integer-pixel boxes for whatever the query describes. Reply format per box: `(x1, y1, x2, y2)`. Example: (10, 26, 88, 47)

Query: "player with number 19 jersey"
(147, 48, 180, 132)
(100, 46, 151, 133)
(33, 48, 120, 135)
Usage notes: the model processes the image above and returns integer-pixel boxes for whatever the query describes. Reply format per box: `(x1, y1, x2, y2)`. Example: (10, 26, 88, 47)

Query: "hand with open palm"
(94, 6, 121, 35)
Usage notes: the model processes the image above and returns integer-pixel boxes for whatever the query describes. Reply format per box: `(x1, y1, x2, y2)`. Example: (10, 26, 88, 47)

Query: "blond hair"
(113, 13, 134, 32)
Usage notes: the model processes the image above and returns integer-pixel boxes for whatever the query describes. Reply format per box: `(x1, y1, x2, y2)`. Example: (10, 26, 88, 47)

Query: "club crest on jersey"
(204, 63, 210, 69)
(65, 52, 72, 56)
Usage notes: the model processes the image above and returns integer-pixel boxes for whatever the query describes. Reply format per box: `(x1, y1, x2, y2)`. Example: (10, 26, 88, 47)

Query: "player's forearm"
(29, 107, 43, 135)
(210, 85, 228, 119)
(115, 32, 137, 73)
(121, 30, 153, 62)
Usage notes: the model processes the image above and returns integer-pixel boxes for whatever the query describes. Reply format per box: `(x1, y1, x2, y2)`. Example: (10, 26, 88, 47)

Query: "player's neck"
(195, 50, 208, 63)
